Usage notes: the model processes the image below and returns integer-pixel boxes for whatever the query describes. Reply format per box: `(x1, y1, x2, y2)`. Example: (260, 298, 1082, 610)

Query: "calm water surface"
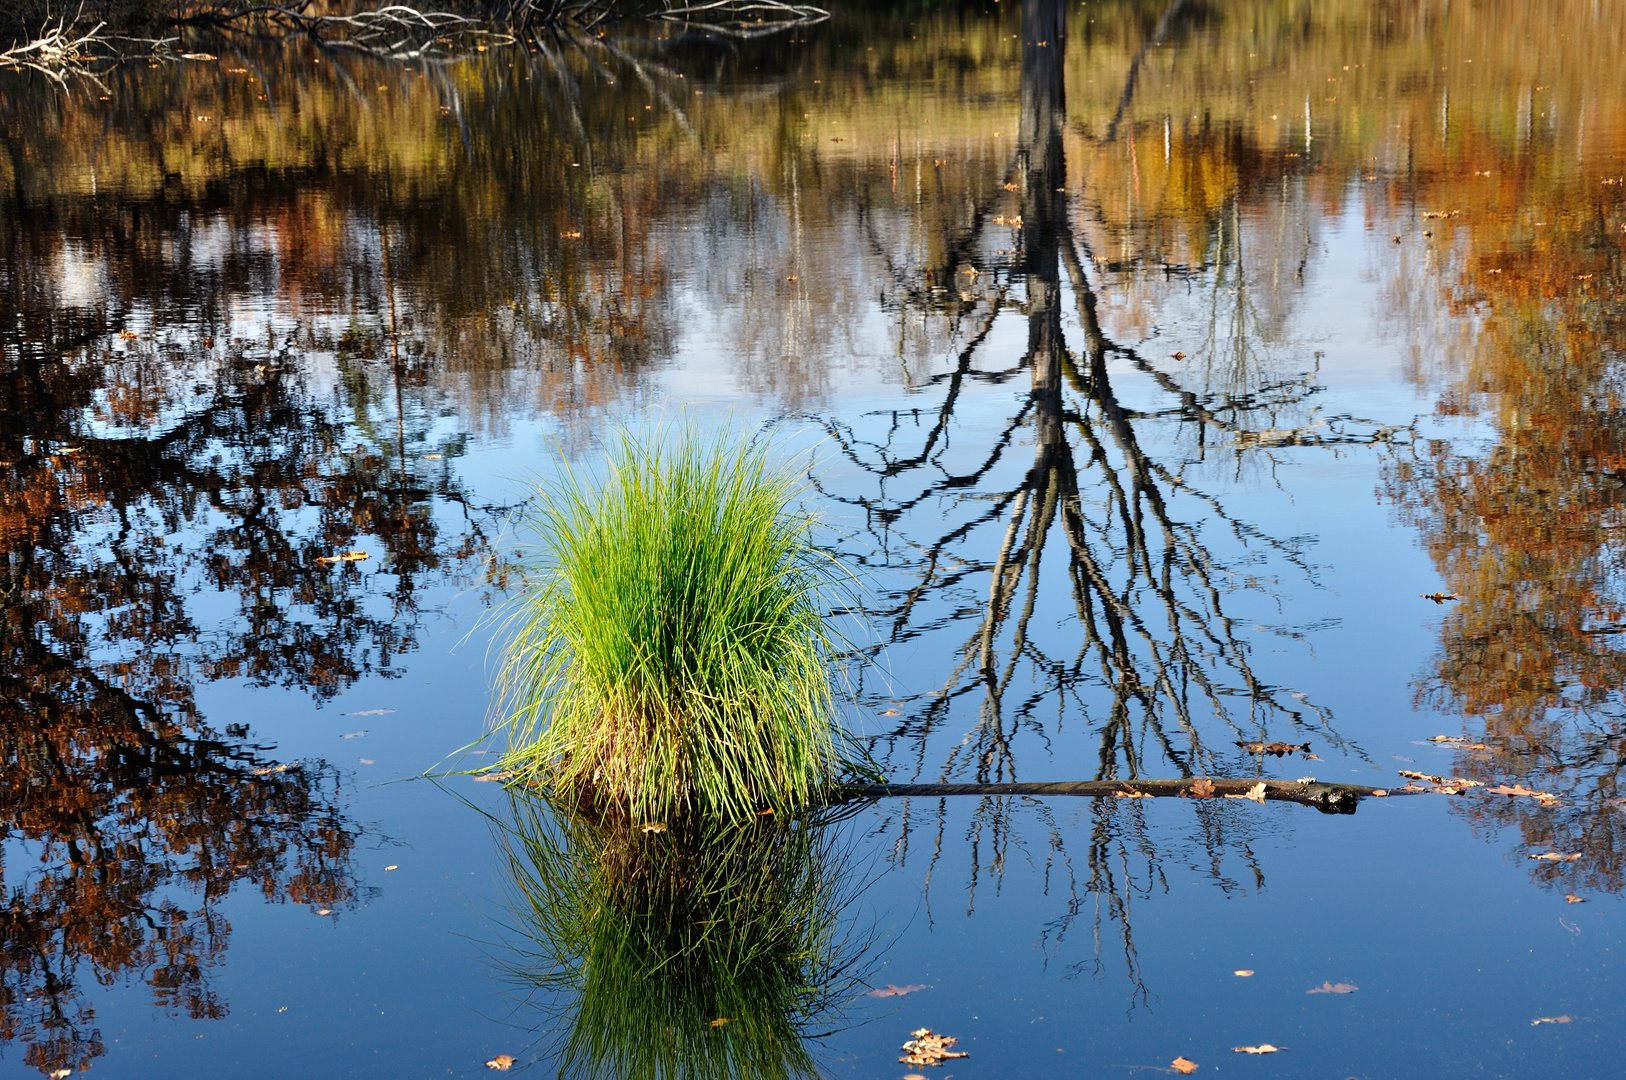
(4, 1, 1626, 1077)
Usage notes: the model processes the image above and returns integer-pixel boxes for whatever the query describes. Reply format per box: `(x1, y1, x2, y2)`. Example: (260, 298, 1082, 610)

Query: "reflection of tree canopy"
(1381, 127, 1626, 895)
(0, 298, 483, 1072)
(497, 797, 875, 1080)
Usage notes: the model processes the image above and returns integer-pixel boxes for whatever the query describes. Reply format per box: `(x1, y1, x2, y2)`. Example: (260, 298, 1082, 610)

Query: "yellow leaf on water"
(1171, 1056, 1199, 1074)
(1566, 895, 1587, 903)
(486, 1055, 516, 1070)
(1232, 1044, 1282, 1054)
(316, 551, 369, 564)
(710, 1018, 735, 1028)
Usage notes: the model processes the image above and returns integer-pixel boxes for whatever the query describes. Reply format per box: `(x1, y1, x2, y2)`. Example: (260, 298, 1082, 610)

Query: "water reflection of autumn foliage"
(0, 316, 489, 1073)
(1370, 37, 1626, 893)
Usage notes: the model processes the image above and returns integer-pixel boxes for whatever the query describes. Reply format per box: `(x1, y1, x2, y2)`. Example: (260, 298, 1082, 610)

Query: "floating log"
(842, 778, 1416, 815)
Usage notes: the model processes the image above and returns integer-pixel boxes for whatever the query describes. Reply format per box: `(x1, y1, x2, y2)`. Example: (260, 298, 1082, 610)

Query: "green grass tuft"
(493, 424, 861, 824)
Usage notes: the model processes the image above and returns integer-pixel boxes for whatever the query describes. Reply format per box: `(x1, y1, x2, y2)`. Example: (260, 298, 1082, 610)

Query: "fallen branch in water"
(0, 17, 113, 86)
(651, 0, 829, 39)
(842, 778, 1412, 814)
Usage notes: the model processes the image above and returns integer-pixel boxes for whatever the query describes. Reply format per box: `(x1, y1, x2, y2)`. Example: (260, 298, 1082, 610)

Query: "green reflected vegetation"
(496, 795, 876, 1080)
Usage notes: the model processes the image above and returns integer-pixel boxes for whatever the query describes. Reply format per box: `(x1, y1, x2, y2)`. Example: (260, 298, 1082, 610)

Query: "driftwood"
(843, 778, 1415, 815)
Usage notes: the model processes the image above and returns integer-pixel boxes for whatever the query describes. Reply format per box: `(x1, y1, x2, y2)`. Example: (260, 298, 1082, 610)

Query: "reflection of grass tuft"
(499, 798, 876, 1080)
(494, 424, 863, 824)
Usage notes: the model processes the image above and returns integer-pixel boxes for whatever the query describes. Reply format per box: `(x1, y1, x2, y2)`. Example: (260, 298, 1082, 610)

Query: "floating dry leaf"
(486, 1055, 516, 1070)
(1189, 778, 1216, 799)
(315, 908, 332, 916)
(1237, 741, 1312, 757)
(1398, 769, 1446, 784)
(640, 822, 668, 834)
(710, 1018, 735, 1028)
(880, 709, 901, 716)
(1232, 1044, 1282, 1055)
(252, 762, 296, 775)
(1420, 592, 1460, 603)
(1233, 969, 1254, 977)
(1171, 351, 1187, 360)
(472, 769, 516, 783)
(900, 1029, 968, 1067)
(1171, 1056, 1199, 1074)
(1306, 981, 1358, 995)
(340, 731, 367, 739)
(384, 865, 398, 871)
(1115, 788, 1149, 799)
(1486, 784, 1559, 800)
(1427, 735, 1466, 743)
(1531, 1015, 1572, 1026)
(344, 708, 395, 716)
(317, 551, 369, 564)
(903, 1075, 928, 1080)
(1566, 894, 1587, 903)
(1530, 852, 1582, 862)
(1225, 782, 1268, 804)
(867, 984, 929, 998)
(48, 1070, 70, 1079)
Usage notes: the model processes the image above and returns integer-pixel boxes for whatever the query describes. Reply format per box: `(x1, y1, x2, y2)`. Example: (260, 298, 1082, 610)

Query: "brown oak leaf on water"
(1306, 981, 1358, 994)
(1566, 895, 1587, 904)
(1486, 784, 1559, 800)
(1236, 741, 1312, 757)
(867, 984, 929, 998)
(1189, 778, 1216, 799)
(899, 1029, 969, 1067)
(1171, 1056, 1199, 1074)
(485, 1055, 515, 1071)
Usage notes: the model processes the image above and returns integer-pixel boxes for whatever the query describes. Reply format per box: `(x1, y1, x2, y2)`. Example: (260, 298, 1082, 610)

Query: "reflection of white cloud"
(52, 244, 108, 309)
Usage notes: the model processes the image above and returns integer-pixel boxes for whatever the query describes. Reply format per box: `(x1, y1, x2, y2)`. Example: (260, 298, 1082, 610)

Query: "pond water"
(4, 1, 1626, 1077)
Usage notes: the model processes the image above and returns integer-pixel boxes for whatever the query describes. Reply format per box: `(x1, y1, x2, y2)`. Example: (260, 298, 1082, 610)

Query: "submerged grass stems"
(497, 797, 878, 1080)
(494, 425, 865, 824)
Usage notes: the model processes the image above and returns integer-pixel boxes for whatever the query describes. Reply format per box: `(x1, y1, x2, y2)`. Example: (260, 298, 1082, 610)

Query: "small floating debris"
(317, 551, 369, 564)
(1531, 1015, 1572, 1026)
(1237, 740, 1316, 758)
(867, 984, 928, 998)
(486, 1055, 516, 1070)
(1306, 981, 1358, 994)
(472, 770, 516, 783)
(1232, 1044, 1283, 1055)
(1530, 852, 1582, 862)
(1224, 782, 1268, 804)
(1421, 591, 1460, 603)
(1487, 784, 1562, 805)
(900, 1029, 967, 1067)
(1171, 1057, 1198, 1074)
(252, 762, 297, 775)
(639, 822, 667, 834)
